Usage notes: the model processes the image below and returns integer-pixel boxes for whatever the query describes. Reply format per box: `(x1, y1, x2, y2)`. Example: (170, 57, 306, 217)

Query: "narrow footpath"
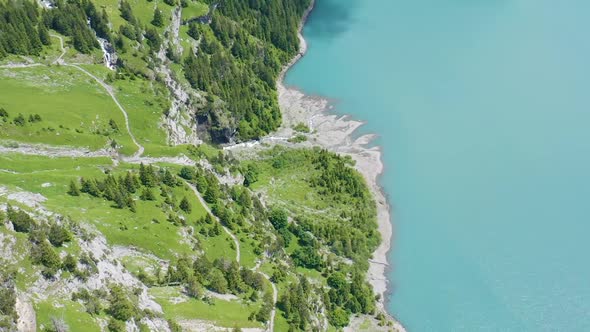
(184, 180, 278, 331)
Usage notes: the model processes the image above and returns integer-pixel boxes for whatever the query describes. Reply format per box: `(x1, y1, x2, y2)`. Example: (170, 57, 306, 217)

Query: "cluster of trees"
(244, 147, 382, 328)
(71, 165, 199, 233)
(161, 255, 272, 323)
(72, 284, 142, 332)
(117, 0, 161, 54)
(0, 0, 50, 57)
(276, 267, 376, 329)
(183, 34, 283, 142)
(177, 146, 388, 329)
(5, 204, 37, 233)
(311, 149, 367, 199)
(73, 171, 141, 212)
(277, 276, 316, 330)
(181, 164, 266, 240)
(182, 0, 310, 141)
(0, 0, 113, 57)
(8, 112, 42, 126)
(210, 0, 310, 56)
(1, 205, 98, 280)
(324, 269, 376, 326)
(43, 0, 104, 54)
(70, 164, 177, 211)
(260, 147, 380, 261)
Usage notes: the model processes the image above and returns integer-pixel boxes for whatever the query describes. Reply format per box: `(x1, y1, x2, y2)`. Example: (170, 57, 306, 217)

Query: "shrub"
(107, 318, 125, 332)
(62, 254, 77, 272)
(6, 206, 35, 233)
(13, 113, 25, 126)
(28, 114, 42, 123)
(140, 188, 155, 201)
(48, 224, 71, 247)
(293, 122, 310, 133)
(179, 197, 192, 213)
(68, 180, 80, 196)
(178, 166, 194, 180)
(268, 207, 288, 230)
(328, 306, 350, 328)
(31, 241, 61, 269)
(108, 286, 136, 321)
(0, 277, 17, 323)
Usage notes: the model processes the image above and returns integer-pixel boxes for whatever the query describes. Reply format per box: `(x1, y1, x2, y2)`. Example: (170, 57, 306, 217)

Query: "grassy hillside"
(0, 66, 136, 154)
(0, 1, 399, 331)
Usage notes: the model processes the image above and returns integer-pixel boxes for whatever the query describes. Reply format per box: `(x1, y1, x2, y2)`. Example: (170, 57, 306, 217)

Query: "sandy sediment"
(275, 1, 405, 331)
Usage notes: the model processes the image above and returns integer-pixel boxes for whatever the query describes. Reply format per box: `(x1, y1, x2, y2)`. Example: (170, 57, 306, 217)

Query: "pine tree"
(187, 23, 199, 40)
(73, 30, 89, 53)
(38, 23, 51, 46)
(139, 163, 156, 187)
(151, 8, 164, 27)
(179, 197, 192, 214)
(32, 240, 61, 269)
(140, 188, 155, 201)
(119, 0, 135, 24)
(114, 191, 126, 209)
(124, 172, 137, 193)
(48, 224, 71, 247)
(62, 254, 77, 272)
(83, 179, 100, 197)
(204, 185, 220, 204)
(162, 169, 176, 187)
(68, 180, 80, 196)
(127, 197, 136, 213)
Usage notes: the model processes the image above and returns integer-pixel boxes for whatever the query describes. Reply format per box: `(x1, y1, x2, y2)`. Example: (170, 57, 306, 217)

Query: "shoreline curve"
(275, 1, 406, 330)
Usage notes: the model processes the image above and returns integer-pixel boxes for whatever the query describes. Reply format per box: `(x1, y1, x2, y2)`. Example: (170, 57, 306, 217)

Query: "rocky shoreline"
(275, 1, 405, 331)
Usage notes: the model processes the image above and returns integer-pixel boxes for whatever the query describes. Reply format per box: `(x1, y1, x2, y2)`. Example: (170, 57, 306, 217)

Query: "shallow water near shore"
(285, 0, 590, 331)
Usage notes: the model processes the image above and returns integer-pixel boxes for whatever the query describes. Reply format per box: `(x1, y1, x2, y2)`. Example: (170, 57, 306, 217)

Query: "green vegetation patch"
(180, 2, 209, 21)
(0, 155, 209, 260)
(150, 286, 263, 328)
(0, 66, 135, 152)
(35, 300, 102, 332)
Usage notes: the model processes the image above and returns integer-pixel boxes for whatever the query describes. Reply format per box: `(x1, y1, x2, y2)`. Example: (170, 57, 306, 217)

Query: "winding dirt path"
(184, 179, 278, 331)
(50, 34, 66, 64)
(259, 271, 278, 332)
(183, 180, 241, 263)
(67, 63, 144, 157)
(1, 34, 145, 158)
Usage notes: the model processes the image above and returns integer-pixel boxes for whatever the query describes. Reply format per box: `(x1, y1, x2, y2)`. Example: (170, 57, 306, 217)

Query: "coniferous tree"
(48, 224, 71, 247)
(6, 205, 35, 233)
(179, 197, 192, 214)
(139, 163, 157, 187)
(119, 0, 135, 24)
(124, 172, 138, 193)
(38, 23, 51, 46)
(151, 8, 163, 27)
(68, 180, 80, 196)
(187, 23, 199, 40)
(140, 188, 155, 201)
(144, 28, 162, 51)
(62, 254, 77, 272)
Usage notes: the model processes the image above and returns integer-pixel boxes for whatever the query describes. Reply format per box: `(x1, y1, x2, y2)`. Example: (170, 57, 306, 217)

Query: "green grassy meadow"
(0, 66, 136, 153)
(150, 286, 263, 328)
(0, 154, 216, 260)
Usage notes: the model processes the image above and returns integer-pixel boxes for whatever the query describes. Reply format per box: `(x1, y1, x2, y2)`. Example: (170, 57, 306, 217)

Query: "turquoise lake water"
(285, 0, 590, 331)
